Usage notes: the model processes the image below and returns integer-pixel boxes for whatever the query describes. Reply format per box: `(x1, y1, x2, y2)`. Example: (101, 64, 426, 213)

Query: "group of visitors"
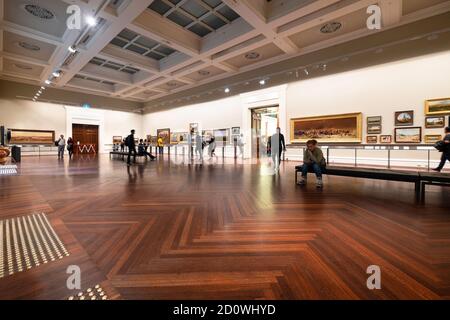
(125, 129, 156, 166)
(56, 135, 74, 160)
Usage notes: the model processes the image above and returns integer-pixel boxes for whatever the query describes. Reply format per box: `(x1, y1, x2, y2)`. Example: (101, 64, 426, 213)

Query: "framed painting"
(170, 133, 179, 144)
(290, 113, 362, 143)
(425, 116, 445, 128)
(112, 136, 122, 144)
(9, 129, 55, 145)
(178, 132, 189, 144)
(425, 98, 450, 115)
(189, 123, 198, 134)
(150, 136, 157, 144)
(366, 136, 378, 144)
(231, 127, 240, 135)
(157, 128, 171, 145)
(394, 127, 421, 143)
(424, 135, 442, 144)
(380, 135, 392, 144)
(367, 116, 382, 134)
(214, 128, 230, 144)
(395, 110, 414, 126)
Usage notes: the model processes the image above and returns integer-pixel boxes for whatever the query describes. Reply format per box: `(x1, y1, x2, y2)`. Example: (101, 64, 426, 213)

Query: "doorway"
(72, 124, 99, 154)
(251, 106, 279, 158)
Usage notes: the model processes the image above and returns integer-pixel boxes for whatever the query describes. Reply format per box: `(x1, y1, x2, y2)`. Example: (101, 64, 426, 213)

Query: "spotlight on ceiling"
(45, 80, 51, 85)
(322, 64, 327, 71)
(41, 86, 45, 90)
(304, 69, 309, 76)
(32, 99, 36, 102)
(259, 79, 266, 85)
(224, 88, 230, 93)
(52, 71, 61, 77)
(85, 16, 97, 27)
(68, 46, 77, 53)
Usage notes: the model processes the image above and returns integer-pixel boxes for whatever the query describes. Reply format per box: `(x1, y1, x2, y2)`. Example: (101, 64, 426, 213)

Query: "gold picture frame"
(290, 113, 362, 143)
(9, 129, 55, 145)
(424, 135, 442, 144)
(425, 98, 450, 115)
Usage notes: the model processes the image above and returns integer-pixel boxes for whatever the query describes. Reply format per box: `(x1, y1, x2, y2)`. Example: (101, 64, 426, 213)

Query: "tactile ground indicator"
(0, 213, 69, 279)
(0, 165, 17, 175)
(68, 285, 109, 300)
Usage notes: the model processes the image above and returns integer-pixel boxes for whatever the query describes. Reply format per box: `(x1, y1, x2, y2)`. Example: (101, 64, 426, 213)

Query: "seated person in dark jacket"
(433, 126, 450, 172)
(138, 139, 156, 160)
(298, 139, 326, 188)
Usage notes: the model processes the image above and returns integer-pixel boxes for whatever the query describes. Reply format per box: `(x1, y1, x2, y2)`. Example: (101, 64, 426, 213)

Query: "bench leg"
(414, 181, 421, 202)
(420, 181, 426, 203)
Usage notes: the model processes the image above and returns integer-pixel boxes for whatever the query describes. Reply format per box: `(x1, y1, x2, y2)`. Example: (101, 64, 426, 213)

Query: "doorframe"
(240, 85, 287, 159)
(65, 106, 106, 153)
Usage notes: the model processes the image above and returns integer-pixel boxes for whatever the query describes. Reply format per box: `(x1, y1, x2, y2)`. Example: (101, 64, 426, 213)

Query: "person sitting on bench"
(298, 140, 326, 188)
(433, 126, 450, 172)
(138, 139, 156, 161)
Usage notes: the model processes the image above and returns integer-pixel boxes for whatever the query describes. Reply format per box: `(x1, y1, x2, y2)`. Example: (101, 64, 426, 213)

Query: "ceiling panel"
(224, 43, 285, 69)
(3, 31, 57, 61)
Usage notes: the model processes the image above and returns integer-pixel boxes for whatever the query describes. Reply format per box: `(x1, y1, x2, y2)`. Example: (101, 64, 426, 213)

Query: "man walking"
(57, 134, 66, 159)
(270, 127, 286, 171)
(126, 129, 137, 166)
(433, 126, 450, 172)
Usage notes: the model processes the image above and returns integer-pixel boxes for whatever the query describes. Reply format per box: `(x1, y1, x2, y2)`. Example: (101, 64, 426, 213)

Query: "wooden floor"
(0, 155, 449, 300)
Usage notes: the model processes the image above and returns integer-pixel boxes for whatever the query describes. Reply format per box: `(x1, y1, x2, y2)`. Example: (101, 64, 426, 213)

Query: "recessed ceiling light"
(52, 71, 61, 77)
(85, 16, 98, 27)
(45, 80, 51, 85)
(259, 79, 266, 85)
(304, 69, 309, 75)
(224, 88, 230, 93)
(32, 99, 36, 102)
(68, 46, 77, 53)
(18, 41, 40, 51)
(245, 52, 261, 60)
(320, 22, 342, 34)
(41, 86, 45, 90)
(24, 4, 55, 20)
(198, 70, 210, 76)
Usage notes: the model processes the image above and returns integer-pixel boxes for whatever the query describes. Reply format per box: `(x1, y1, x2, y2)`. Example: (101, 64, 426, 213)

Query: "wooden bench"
(418, 172, 450, 202)
(109, 151, 147, 162)
(295, 165, 422, 200)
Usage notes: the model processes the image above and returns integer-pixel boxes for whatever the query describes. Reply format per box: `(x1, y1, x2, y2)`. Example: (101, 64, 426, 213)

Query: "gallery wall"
(0, 99, 143, 153)
(142, 96, 243, 135)
(285, 50, 450, 144)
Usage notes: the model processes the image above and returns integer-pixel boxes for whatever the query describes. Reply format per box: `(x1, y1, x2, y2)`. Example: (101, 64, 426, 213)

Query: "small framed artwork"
(367, 124, 382, 134)
(425, 116, 445, 128)
(425, 98, 450, 115)
(231, 127, 240, 135)
(113, 136, 122, 144)
(395, 111, 414, 126)
(380, 135, 392, 144)
(157, 128, 171, 145)
(189, 123, 198, 134)
(424, 135, 442, 144)
(366, 136, 378, 144)
(394, 127, 422, 143)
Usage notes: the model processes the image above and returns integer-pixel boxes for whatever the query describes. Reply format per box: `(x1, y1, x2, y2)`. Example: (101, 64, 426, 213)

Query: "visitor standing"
(208, 136, 217, 160)
(126, 129, 137, 166)
(57, 134, 66, 159)
(67, 137, 74, 159)
(270, 127, 286, 171)
(157, 136, 164, 155)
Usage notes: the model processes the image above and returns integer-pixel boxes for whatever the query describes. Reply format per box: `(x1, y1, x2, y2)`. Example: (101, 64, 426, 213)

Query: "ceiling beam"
(129, 9, 201, 56)
(380, 0, 403, 26)
(222, 0, 299, 54)
(57, 0, 156, 87)
(98, 44, 159, 73)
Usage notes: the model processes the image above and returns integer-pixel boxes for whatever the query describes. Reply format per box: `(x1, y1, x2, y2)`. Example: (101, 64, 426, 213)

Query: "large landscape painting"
(290, 113, 362, 143)
(10, 129, 55, 145)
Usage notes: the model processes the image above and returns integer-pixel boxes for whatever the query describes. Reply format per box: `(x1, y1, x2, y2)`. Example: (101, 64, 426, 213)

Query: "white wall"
(0, 99, 67, 135)
(0, 99, 142, 153)
(286, 51, 450, 143)
(142, 96, 242, 135)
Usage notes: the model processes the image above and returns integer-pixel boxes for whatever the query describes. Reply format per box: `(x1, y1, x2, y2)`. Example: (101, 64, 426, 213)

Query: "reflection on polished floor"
(0, 155, 449, 300)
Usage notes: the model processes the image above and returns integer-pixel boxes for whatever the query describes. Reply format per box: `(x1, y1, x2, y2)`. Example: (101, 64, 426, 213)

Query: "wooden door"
(72, 124, 99, 154)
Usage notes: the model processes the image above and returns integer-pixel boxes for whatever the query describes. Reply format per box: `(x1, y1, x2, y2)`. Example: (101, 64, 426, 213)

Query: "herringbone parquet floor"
(0, 155, 449, 300)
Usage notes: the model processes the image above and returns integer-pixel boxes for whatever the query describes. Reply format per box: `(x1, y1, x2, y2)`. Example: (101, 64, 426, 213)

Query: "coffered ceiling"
(0, 0, 449, 112)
